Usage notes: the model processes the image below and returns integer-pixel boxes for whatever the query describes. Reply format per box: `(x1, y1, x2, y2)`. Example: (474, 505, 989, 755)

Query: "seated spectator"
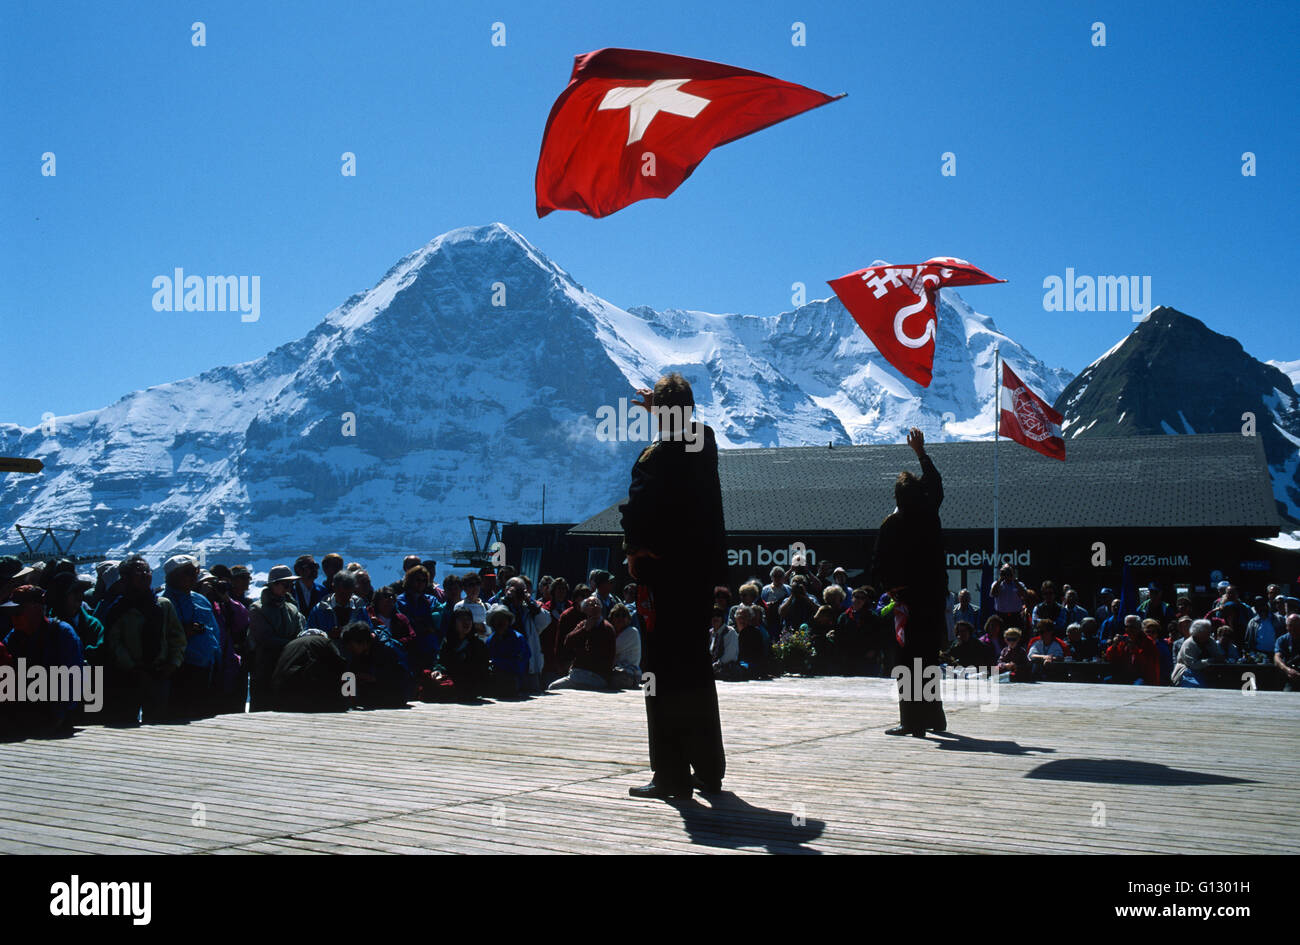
(291, 554, 324, 615)
(1072, 618, 1102, 660)
(728, 582, 760, 627)
(1175, 619, 1226, 688)
(271, 629, 348, 712)
(1, 585, 85, 737)
(248, 565, 308, 712)
(485, 605, 529, 698)
(101, 556, 188, 724)
(396, 566, 441, 670)
(952, 589, 978, 631)
(1105, 615, 1161, 685)
(590, 570, 617, 615)
(542, 584, 589, 681)
(429, 609, 491, 701)
(549, 597, 615, 691)
(499, 577, 550, 693)
(734, 603, 769, 679)
(779, 575, 818, 633)
(1274, 614, 1300, 691)
(1148, 619, 1173, 685)
(1032, 582, 1065, 630)
(1214, 624, 1241, 662)
(543, 577, 571, 617)
(835, 588, 878, 675)
(370, 588, 416, 649)
(1207, 585, 1251, 644)
(947, 620, 994, 671)
(995, 627, 1032, 682)
(710, 606, 741, 680)
(1099, 598, 1125, 643)
(352, 570, 374, 606)
(1169, 616, 1193, 661)
(610, 603, 642, 687)
(809, 604, 838, 674)
(981, 614, 1007, 660)
(308, 570, 372, 640)
(762, 567, 791, 605)
(421, 560, 445, 602)
(1245, 596, 1282, 659)
(455, 573, 488, 637)
(320, 553, 346, 594)
(341, 621, 414, 708)
(1027, 620, 1065, 680)
(1139, 583, 1173, 624)
(1057, 588, 1087, 627)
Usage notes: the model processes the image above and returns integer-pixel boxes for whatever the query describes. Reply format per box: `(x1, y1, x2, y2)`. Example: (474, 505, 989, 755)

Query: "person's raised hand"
(632, 387, 654, 412)
(907, 427, 925, 454)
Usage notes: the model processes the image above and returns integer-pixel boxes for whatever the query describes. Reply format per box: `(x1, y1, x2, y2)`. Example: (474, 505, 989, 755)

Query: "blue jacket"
(163, 588, 222, 668)
(486, 627, 528, 682)
(4, 618, 86, 718)
(308, 594, 372, 634)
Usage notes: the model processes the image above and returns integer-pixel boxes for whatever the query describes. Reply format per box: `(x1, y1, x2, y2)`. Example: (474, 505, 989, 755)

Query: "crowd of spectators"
(2, 551, 1297, 740)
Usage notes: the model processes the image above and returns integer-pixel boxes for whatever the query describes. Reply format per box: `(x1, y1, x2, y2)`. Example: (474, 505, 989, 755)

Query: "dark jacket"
(271, 632, 348, 712)
(618, 422, 727, 691)
(871, 452, 946, 608)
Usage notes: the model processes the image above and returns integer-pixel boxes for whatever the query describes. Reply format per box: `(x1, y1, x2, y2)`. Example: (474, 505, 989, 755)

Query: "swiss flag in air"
(828, 258, 1004, 387)
(1000, 362, 1066, 461)
(535, 48, 842, 218)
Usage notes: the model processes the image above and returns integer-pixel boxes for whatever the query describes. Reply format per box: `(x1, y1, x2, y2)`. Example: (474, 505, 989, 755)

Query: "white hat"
(163, 554, 198, 577)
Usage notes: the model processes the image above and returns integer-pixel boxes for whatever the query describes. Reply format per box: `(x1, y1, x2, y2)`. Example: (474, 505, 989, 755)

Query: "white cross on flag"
(1000, 362, 1066, 461)
(535, 48, 842, 218)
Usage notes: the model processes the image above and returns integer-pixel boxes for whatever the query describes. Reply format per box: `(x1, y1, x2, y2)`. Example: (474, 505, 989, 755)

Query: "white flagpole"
(993, 346, 1001, 573)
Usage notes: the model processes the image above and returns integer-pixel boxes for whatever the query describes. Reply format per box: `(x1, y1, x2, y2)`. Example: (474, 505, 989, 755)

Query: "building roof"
(569, 433, 1282, 536)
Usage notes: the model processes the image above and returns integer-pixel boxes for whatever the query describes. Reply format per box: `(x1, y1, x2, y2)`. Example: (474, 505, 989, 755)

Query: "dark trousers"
(171, 662, 216, 719)
(108, 670, 171, 725)
(893, 601, 946, 731)
(645, 682, 725, 791)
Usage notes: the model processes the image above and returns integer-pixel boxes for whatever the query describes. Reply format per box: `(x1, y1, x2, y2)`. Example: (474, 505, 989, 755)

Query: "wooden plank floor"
(1, 676, 1296, 854)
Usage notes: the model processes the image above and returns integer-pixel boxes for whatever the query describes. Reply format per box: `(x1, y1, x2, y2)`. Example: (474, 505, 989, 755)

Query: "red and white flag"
(1000, 362, 1066, 461)
(828, 258, 1004, 387)
(535, 48, 842, 218)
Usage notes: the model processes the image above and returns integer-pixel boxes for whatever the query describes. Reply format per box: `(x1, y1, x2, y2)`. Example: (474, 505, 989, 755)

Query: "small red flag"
(1000, 362, 1066, 461)
(535, 48, 842, 219)
(828, 258, 1004, 387)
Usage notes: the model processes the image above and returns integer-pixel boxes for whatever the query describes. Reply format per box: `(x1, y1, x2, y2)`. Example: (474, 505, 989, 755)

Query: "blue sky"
(3, 0, 1296, 425)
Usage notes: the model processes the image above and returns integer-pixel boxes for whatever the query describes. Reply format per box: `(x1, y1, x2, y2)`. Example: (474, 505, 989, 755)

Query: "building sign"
(727, 543, 818, 568)
(945, 549, 1032, 568)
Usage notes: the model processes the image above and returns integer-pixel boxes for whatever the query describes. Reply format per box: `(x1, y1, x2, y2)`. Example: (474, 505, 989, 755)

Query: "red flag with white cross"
(1000, 362, 1066, 461)
(828, 258, 1005, 387)
(535, 48, 843, 218)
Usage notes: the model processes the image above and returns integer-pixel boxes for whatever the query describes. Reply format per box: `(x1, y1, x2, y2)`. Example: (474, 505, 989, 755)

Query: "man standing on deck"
(620, 373, 728, 800)
(872, 428, 948, 737)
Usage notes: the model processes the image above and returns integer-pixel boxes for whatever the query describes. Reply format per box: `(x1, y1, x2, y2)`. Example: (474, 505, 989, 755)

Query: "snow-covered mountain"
(1055, 306, 1300, 524)
(0, 223, 1068, 573)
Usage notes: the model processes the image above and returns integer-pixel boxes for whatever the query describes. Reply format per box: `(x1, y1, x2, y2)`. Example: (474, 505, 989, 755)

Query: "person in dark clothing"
(2, 585, 86, 737)
(271, 630, 349, 712)
(431, 609, 491, 701)
(871, 428, 948, 736)
(946, 620, 994, 671)
(341, 622, 414, 708)
(620, 373, 727, 800)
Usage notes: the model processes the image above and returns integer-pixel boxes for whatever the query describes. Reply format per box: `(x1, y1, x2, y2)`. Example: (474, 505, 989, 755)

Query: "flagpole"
(993, 345, 1000, 573)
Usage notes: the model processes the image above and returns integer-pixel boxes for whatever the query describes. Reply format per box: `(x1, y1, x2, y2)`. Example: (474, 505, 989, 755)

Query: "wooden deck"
(1, 676, 1295, 854)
